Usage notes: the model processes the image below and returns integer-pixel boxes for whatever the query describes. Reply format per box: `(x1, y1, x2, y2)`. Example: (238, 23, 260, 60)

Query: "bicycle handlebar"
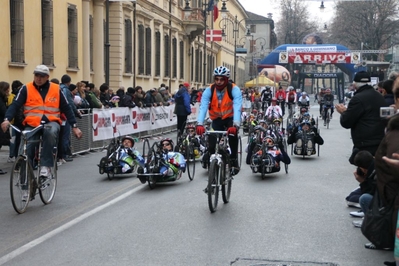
(10, 124, 43, 136)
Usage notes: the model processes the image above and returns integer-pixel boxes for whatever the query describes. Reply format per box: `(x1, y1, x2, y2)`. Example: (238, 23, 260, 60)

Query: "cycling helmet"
(160, 138, 174, 150)
(301, 91, 307, 95)
(326, 88, 331, 93)
(121, 136, 135, 147)
(271, 97, 277, 102)
(273, 118, 282, 124)
(288, 86, 294, 91)
(252, 109, 258, 114)
(263, 136, 275, 147)
(186, 124, 196, 134)
(303, 112, 310, 118)
(213, 66, 230, 77)
(300, 107, 307, 113)
(301, 120, 311, 127)
(265, 86, 271, 90)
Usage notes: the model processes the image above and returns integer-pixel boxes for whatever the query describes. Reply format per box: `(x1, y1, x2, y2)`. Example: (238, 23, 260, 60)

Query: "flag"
(206, 30, 222, 42)
(207, 0, 214, 11)
(213, 4, 219, 22)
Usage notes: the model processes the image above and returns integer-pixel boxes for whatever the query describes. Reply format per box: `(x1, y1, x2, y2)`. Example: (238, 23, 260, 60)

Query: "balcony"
(182, 8, 206, 42)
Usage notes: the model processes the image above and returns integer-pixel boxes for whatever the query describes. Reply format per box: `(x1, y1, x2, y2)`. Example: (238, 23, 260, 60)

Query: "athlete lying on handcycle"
(287, 120, 324, 156)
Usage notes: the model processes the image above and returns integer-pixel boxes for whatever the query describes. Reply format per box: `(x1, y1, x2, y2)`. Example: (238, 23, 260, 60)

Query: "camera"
(380, 107, 395, 118)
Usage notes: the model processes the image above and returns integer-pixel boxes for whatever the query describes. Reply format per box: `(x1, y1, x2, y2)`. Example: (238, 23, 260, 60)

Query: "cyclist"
(322, 88, 335, 126)
(157, 138, 186, 180)
(250, 135, 290, 174)
(99, 135, 145, 176)
(265, 97, 283, 122)
(261, 86, 272, 111)
(318, 87, 327, 117)
(297, 91, 310, 110)
(184, 124, 205, 159)
(196, 66, 242, 175)
(253, 88, 261, 110)
(285, 86, 297, 117)
(1, 65, 82, 180)
(287, 120, 324, 155)
(275, 86, 286, 116)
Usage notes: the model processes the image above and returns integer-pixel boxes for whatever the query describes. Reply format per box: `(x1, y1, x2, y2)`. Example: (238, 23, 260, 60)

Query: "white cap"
(33, 65, 50, 76)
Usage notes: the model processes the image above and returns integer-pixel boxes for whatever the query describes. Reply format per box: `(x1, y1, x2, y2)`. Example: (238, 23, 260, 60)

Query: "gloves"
(227, 126, 238, 136)
(196, 125, 205, 135)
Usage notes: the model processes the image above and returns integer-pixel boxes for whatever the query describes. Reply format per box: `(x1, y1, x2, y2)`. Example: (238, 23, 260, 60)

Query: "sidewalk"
(0, 145, 12, 174)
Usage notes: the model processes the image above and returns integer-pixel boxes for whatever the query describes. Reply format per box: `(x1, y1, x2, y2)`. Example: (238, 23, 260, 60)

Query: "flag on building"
(206, 30, 222, 42)
(207, 0, 219, 22)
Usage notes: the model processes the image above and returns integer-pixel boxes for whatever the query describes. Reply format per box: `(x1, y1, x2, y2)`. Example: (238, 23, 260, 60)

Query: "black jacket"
(120, 93, 136, 108)
(340, 84, 386, 149)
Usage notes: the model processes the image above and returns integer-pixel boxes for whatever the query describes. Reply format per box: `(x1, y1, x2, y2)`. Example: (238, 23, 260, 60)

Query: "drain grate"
(230, 258, 339, 266)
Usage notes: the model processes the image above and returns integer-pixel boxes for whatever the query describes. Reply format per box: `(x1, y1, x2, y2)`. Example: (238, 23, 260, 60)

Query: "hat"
(69, 84, 77, 91)
(61, 74, 71, 84)
(183, 82, 190, 88)
(127, 87, 135, 94)
(149, 89, 156, 93)
(159, 87, 166, 92)
(111, 96, 120, 101)
(353, 71, 371, 82)
(33, 65, 50, 76)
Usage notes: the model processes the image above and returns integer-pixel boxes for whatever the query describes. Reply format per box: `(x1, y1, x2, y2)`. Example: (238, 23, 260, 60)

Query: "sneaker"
(306, 140, 313, 155)
(201, 152, 209, 169)
(347, 201, 361, 209)
(231, 159, 240, 176)
(59, 159, 67, 164)
(40, 166, 51, 177)
(352, 218, 363, 228)
(350, 210, 364, 218)
(57, 161, 63, 167)
(7, 157, 15, 163)
(22, 190, 29, 202)
(364, 242, 393, 251)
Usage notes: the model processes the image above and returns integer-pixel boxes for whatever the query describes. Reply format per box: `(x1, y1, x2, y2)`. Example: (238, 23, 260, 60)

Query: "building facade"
(2, 0, 271, 91)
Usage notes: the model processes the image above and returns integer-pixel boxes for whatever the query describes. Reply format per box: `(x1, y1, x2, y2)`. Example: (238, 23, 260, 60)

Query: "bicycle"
(205, 130, 235, 213)
(175, 129, 196, 181)
(323, 105, 332, 129)
(10, 124, 58, 214)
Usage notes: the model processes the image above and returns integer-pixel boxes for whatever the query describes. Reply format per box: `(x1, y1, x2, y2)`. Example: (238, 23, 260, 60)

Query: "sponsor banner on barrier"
(92, 103, 201, 141)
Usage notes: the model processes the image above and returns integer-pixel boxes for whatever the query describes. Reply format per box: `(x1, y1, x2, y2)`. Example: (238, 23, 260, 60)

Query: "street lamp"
(248, 36, 266, 79)
(219, 15, 249, 82)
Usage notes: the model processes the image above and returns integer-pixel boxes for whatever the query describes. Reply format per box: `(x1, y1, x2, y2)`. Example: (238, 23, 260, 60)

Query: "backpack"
(210, 82, 234, 101)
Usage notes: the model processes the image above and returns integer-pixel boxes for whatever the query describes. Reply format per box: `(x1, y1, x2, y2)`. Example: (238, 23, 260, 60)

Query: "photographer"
(335, 71, 386, 164)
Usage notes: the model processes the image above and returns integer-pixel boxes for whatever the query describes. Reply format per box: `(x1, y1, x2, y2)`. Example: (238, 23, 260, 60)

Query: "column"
(93, 0, 105, 87)
(82, 0, 91, 81)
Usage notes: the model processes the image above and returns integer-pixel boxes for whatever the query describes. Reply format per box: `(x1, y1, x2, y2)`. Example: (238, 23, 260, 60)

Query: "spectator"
(144, 89, 159, 107)
(0, 82, 10, 174)
(75, 81, 90, 110)
(99, 83, 113, 108)
(133, 86, 145, 107)
(155, 87, 169, 106)
(174, 82, 191, 135)
(120, 87, 136, 108)
(84, 82, 102, 109)
(381, 79, 395, 106)
(116, 87, 125, 100)
(50, 78, 60, 84)
(7, 80, 23, 163)
(335, 71, 386, 164)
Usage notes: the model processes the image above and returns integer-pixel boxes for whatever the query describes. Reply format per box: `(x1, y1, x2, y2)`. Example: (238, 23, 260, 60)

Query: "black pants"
(177, 115, 188, 136)
(208, 117, 238, 159)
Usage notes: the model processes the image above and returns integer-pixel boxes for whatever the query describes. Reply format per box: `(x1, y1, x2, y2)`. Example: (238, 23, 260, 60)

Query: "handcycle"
(9, 123, 58, 214)
(322, 105, 333, 129)
(174, 126, 197, 181)
(205, 130, 236, 213)
(138, 140, 188, 189)
(290, 129, 320, 158)
(98, 134, 149, 180)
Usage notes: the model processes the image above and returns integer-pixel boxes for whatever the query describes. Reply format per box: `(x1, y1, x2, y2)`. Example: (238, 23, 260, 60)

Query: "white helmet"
(213, 66, 230, 77)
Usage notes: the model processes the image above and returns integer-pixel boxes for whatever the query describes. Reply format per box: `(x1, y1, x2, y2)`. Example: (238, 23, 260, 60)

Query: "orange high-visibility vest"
(209, 85, 233, 120)
(23, 82, 62, 127)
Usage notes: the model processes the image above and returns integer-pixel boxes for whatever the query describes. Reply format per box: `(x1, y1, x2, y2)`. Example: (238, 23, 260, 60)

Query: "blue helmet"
(213, 66, 230, 77)
(301, 120, 311, 126)
(303, 112, 310, 118)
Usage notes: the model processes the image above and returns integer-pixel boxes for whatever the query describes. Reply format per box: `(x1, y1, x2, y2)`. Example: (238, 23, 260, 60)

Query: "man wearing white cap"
(1, 65, 82, 184)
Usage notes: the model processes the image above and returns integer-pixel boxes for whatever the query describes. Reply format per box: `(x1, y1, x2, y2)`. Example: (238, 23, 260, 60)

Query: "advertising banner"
(288, 52, 352, 64)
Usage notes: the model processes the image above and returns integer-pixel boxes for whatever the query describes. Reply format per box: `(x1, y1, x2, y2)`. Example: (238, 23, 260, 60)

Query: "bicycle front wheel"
(186, 143, 195, 181)
(208, 159, 220, 213)
(10, 156, 32, 214)
(39, 155, 58, 204)
(221, 160, 232, 203)
(237, 136, 242, 168)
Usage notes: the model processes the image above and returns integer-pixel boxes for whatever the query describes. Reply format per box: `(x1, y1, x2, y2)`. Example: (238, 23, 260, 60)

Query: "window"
(190, 47, 194, 81)
(250, 24, 256, 33)
(195, 48, 199, 82)
(124, 19, 132, 73)
(155, 31, 161, 76)
(172, 37, 177, 78)
(164, 34, 170, 77)
(138, 24, 144, 74)
(179, 41, 184, 79)
(10, 0, 24, 63)
(199, 50, 202, 83)
(68, 5, 78, 68)
(145, 27, 151, 75)
(89, 15, 93, 71)
(41, 0, 53, 66)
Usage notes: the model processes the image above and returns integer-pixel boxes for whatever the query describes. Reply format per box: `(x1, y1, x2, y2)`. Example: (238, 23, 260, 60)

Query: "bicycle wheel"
(147, 146, 158, 189)
(10, 156, 32, 214)
(221, 159, 232, 203)
(186, 142, 195, 181)
(207, 159, 219, 213)
(237, 136, 242, 168)
(142, 138, 150, 164)
(39, 152, 58, 204)
(326, 110, 330, 129)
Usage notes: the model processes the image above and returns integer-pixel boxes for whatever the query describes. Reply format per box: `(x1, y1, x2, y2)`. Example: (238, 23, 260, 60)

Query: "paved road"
(0, 104, 394, 266)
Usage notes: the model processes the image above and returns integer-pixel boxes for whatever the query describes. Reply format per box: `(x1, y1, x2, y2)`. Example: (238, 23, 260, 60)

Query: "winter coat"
(174, 87, 191, 116)
(340, 84, 386, 149)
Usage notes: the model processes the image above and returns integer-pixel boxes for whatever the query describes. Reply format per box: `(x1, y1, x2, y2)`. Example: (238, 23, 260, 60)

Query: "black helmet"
(121, 136, 135, 147)
(160, 138, 174, 150)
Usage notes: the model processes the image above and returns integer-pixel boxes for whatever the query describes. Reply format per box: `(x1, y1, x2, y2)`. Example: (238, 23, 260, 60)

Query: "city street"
(0, 104, 394, 266)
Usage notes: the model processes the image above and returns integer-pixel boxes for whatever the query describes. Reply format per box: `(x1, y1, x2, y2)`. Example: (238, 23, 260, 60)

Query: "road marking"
(0, 185, 143, 265)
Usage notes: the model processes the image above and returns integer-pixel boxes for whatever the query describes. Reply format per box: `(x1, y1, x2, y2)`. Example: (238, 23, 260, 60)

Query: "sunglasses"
(187, 129, 195, 132)
(162, 142, 171, 147)
(214, 77, 225, 82)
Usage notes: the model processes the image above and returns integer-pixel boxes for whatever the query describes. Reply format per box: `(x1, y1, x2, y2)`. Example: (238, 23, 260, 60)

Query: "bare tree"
(275, 0, 319, 45)
(329, 0, 399, 59)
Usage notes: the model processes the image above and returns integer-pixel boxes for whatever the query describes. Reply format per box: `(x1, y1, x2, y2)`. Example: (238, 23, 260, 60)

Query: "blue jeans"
(62, 122, 71, 158)
(25, 122, 60, 168)
(359, 193, 373, 214)
(9, 127, 21, 158)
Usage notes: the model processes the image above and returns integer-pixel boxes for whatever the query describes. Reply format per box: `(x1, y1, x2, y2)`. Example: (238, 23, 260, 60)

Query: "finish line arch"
(299, 72, 345, 103)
